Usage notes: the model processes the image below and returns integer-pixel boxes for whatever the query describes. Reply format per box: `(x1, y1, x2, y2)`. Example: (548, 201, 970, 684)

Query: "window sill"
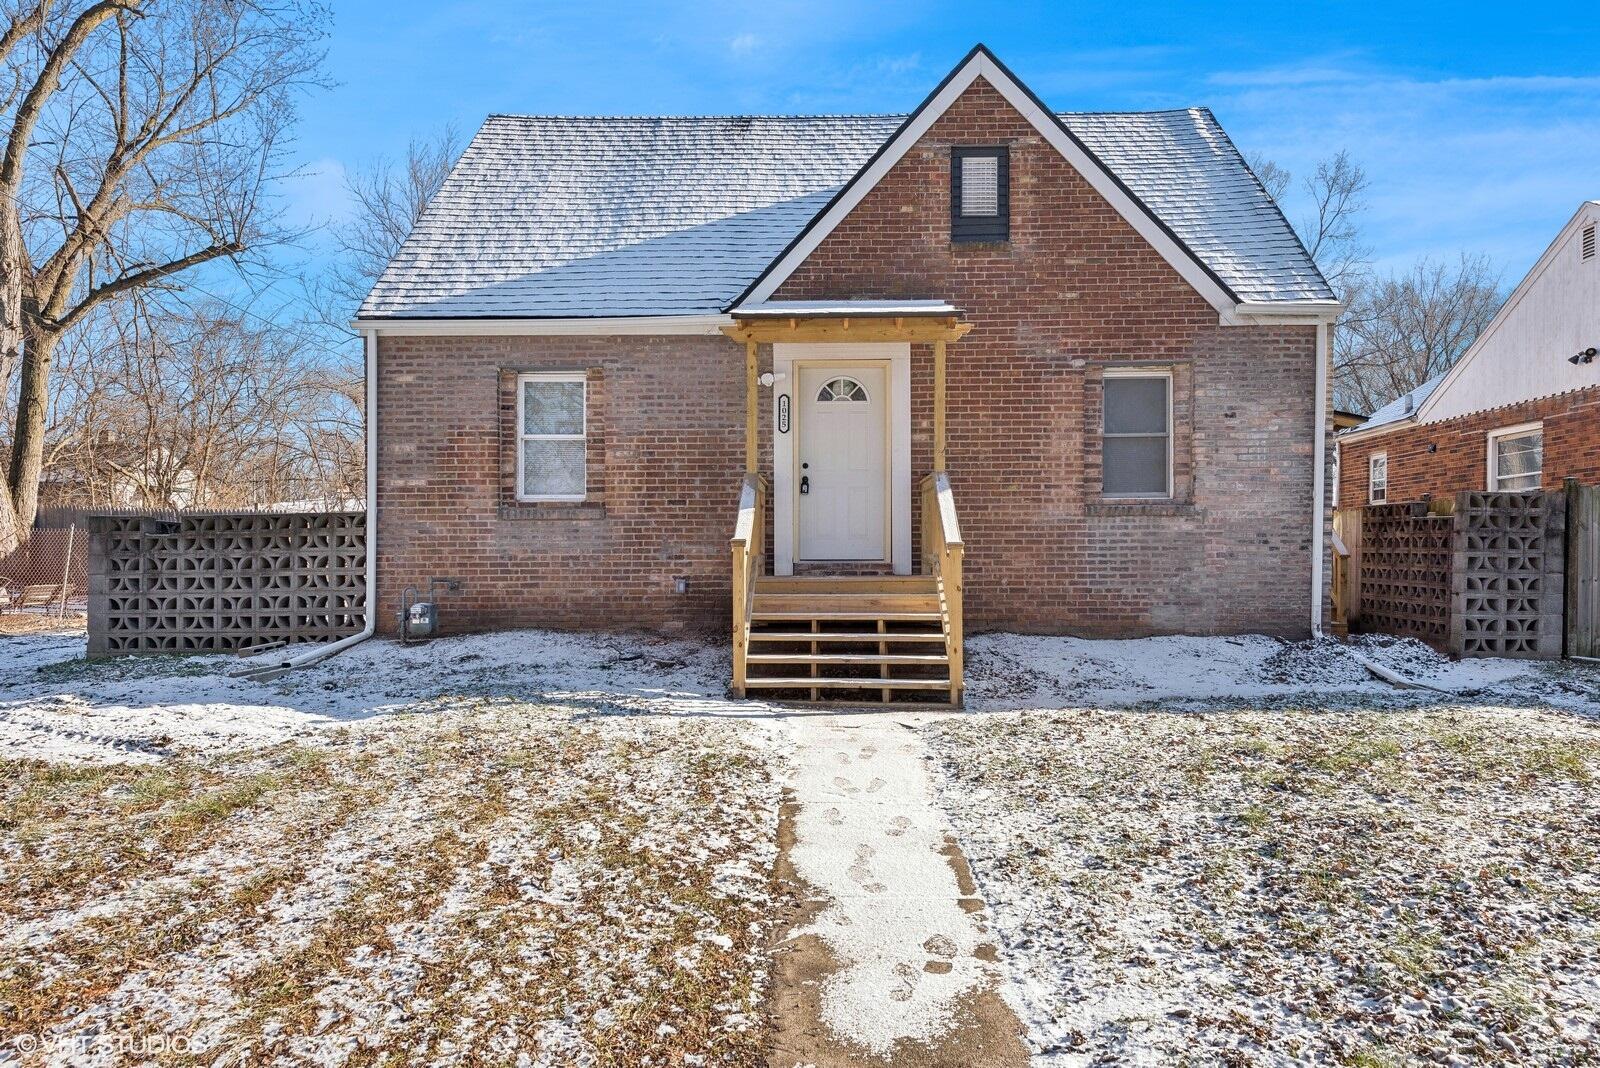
(949, 239, 1011, 251)
(1086, 500, 1199, 518)
(499, 501, 607, 521)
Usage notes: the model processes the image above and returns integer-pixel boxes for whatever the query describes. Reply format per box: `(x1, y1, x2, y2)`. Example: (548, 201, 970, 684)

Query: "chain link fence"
(1, 510, 90, 620)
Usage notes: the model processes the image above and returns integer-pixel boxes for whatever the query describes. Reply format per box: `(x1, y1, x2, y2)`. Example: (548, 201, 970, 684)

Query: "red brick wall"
(772, 77, 1320, 636)
(1337, 385, 1600, 507)
(376, 334, 748, 635)
(375, 76, 1324, 639)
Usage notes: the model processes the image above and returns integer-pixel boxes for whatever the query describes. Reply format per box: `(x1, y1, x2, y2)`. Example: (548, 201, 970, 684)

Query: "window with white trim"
(517, 372, 587, 501)
(1368, 453, 1387, 503)
(1101, 371, 1172, 498)
(1487, 423, 1542, 492)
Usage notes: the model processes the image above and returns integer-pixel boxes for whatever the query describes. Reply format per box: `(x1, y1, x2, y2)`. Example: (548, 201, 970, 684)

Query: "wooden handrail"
(730, 473, 766, 697)
(919, 471, 964, 704)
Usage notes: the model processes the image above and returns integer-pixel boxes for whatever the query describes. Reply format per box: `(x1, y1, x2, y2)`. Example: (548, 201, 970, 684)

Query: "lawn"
(0, 698, 778, 1066)
(929, 706, 1600, 1065)
(3, 623, 1599, 1065)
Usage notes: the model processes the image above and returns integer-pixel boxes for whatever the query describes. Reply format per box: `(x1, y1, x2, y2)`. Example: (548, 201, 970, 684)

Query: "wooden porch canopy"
(722, 300, 973, 473)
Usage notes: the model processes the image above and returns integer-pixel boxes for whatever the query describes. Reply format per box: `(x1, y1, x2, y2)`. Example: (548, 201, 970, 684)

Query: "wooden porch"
(725, 306, 972, 706)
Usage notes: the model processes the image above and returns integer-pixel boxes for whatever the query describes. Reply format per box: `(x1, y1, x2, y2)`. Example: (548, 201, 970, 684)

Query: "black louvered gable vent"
(951, 147, 1009, 243)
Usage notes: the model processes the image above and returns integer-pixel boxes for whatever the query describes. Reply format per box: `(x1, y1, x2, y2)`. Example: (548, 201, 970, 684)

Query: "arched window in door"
(816, 377, 869, 403)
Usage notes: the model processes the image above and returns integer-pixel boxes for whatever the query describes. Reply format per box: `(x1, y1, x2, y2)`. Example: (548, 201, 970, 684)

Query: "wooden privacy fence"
(1569, 481, 1600, 660)
(1334, 484, 1592, 659)
(87, 510, 366, 657)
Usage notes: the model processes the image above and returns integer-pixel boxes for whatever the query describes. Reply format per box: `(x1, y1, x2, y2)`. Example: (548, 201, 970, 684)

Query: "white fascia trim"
(741, 52, 1242, 325)
(353, 314, 732, 336)
(1334, 416, 1416, 447)
(1309, 320, 1329, 638)
(1415, 200, 1598, 423)
(1233, 300, 1343, 325)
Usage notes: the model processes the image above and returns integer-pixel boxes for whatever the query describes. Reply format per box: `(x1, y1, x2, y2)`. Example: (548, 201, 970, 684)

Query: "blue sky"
(277, 0, 1597, 291)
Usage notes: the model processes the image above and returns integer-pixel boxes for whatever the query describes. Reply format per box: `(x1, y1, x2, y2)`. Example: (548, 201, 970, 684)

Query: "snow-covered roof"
(735, 300, 960, 318)
(359, 102, 1331, 320)
(1349, 375, 1445, 433)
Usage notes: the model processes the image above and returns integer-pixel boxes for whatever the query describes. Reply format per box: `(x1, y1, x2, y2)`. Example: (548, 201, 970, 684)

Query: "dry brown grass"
(0, 611, 84, 636)
(0, 699, 778, 1065)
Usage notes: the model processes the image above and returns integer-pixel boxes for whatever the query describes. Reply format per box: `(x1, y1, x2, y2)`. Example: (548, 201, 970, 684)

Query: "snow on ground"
(4, 621, 1599, 1065)
(1, 699, 778, 1066)
(4, 622, 1595, 766)
(927, 706, 1600, 1065)
(780, 715, 1013, 1057)
(965, 631, 1600, 712)
(0, 624, 739, 764)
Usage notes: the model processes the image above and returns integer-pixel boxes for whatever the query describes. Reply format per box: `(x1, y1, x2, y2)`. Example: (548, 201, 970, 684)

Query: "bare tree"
(310, 125, 462, 331)
(1248, 148, 1371, 295)
(1246, 151, 1291, 203)
(0, 0, 328, 548)
(41, 294, 360, 509)
(1333, 254, 1503, 414)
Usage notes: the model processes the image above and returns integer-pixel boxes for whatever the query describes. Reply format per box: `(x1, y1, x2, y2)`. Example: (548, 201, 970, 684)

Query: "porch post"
(744, 339, 758, 474)
(933, 338, 947, 470)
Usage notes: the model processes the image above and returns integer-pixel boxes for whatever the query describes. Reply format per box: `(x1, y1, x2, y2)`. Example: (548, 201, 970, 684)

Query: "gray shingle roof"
(359, 109, 1332, 320)
(1349, 375, 1445, 434)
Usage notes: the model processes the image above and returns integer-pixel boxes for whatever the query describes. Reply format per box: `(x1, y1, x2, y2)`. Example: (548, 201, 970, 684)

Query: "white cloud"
(1205, 57, 1600, 277)
(729, 32, 758, 57)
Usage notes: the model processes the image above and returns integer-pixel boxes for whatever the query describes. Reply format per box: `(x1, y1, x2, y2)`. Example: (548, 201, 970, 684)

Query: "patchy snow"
(7, 625, 1594, 767)
(2, 702, 779, 1066)
(3, 622, 1599, 1064)
(779, 715, 1012, 1056)
(965, 631, 1600, 711)
(0, 626, 744, 764)
(927, 706, 1600, 1065)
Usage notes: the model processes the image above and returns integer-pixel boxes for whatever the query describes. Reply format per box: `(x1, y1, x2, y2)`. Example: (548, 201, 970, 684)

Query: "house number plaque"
(778, 394, 790, 433)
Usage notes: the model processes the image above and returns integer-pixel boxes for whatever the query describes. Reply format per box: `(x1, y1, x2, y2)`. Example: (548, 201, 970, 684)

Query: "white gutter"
(349, 314, 730, 336)
(238, 329, 379, 677)
(1309, 321, 1329, 638)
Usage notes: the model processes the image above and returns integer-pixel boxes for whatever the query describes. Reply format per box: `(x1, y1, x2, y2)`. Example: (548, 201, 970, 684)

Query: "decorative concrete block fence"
(87, 511, 365, 657)
(1341, 488, 1571, 659)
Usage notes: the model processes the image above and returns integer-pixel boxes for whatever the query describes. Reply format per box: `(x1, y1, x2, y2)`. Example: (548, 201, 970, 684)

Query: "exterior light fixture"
(1570, 347, 1598, 365)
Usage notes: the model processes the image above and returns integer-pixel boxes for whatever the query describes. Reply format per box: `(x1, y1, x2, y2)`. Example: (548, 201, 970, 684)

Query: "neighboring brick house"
(357, 45, 1339, 702)
(1337, 200, 1600, 508)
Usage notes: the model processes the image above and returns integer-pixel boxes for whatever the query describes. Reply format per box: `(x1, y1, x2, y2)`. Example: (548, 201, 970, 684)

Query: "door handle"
(800, 475, 810, 495)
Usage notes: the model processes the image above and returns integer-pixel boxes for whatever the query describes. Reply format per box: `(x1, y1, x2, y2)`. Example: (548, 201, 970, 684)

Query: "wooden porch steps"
(740, 575, 954, 706)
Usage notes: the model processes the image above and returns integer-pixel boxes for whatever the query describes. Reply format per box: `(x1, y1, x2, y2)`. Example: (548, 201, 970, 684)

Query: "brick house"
(1337, 200, 1600, 509)
(357, 45, 1340, 703)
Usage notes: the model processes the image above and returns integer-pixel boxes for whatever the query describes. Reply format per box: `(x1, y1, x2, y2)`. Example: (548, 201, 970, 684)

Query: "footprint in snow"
(823, 806, 843, 826)
(847, 844, 875, 885)
(922, 934, 958, 958)
(886, 815, 913, 837)
(890, 961, 921, 1002)
(835, 751, 851, 764)
(832, 775, 858, 794)
(858, 744, 877, 758)
(865, 777, 886, 793)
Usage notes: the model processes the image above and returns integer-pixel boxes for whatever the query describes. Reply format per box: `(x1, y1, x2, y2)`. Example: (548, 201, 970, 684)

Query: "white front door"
(796, 363, 888, 561)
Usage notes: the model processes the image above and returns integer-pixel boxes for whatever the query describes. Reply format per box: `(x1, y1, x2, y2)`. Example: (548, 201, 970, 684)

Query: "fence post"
(58, 525, 75, 618)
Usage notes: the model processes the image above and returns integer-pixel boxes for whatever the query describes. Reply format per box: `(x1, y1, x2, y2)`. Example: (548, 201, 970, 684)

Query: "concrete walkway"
(767, 713, 1028, 1067)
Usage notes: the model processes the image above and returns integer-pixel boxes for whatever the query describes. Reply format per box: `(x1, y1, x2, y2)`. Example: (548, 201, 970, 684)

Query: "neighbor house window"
(1101, 370, 1172, 498)
(1369, 453, 1388, 503)
(1487, 423, 1542, 491)
(951, 147, 1009, 243)
(517, 372, 586, 501)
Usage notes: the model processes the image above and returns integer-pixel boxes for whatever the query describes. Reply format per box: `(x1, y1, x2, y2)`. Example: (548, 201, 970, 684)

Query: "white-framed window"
(1101, 369, 1172, 499)
(816, 376, 869, 403)
(1487, 422, 1543, 492)
(516, 371, 587, 502)
(1368, 452, 1388, 503)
